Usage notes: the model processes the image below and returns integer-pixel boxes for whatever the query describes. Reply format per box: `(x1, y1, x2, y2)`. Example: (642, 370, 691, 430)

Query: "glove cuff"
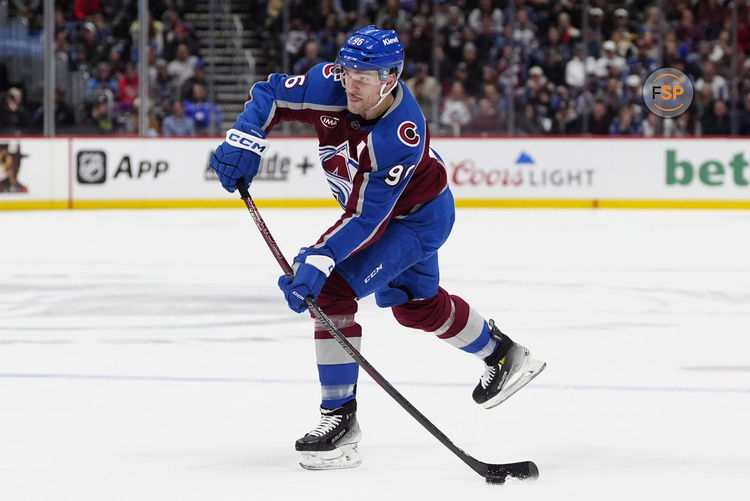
(226, 128, 270, 156)
(304, 254, 335, 277)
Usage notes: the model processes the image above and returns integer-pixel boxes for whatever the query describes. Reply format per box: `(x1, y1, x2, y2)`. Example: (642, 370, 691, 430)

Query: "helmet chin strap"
(367, 81, 396, 111)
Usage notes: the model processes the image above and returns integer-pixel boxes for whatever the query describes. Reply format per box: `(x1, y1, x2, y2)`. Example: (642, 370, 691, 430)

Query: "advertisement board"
(70, 137, 331, 207)
(432, 138, 750, 204)
(1, 136, 748, 210)
(0, 138, 68, 209)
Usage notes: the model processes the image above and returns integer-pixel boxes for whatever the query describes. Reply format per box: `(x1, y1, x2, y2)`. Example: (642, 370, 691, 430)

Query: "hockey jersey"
(234, 63, 448, 265)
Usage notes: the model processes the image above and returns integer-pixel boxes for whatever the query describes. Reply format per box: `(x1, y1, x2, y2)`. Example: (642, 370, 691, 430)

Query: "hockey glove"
(278, 250, 335, 313)
(209, 126, 270, 192)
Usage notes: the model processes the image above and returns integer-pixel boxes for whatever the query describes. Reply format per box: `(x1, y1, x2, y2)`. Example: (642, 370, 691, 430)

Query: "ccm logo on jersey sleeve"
(226, 129, 270, 155)
(397, 121, 420, 147)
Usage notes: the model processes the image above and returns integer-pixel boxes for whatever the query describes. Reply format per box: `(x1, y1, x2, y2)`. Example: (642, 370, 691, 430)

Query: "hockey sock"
(392, 288, 498, 360)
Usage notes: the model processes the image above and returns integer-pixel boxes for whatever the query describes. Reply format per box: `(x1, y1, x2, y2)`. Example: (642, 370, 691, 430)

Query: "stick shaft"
(236, 186, 489, 476)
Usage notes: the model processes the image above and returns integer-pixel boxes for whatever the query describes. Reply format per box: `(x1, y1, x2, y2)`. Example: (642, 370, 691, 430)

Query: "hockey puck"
(485, 475, 506, 485)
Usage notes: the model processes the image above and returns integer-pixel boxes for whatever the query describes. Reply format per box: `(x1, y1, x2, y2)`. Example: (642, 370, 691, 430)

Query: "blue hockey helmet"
(335, 25, 405, 83)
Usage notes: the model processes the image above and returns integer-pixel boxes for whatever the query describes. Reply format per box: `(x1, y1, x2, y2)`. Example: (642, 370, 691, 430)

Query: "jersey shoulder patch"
(298, 62, 346, 106)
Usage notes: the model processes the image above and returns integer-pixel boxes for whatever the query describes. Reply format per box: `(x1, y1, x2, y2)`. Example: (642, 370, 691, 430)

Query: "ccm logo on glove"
(226, 128, 270, 154)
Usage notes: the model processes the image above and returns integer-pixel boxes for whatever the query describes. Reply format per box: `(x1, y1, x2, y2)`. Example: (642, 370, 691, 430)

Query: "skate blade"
(482, 357, 546, 409)
(299, 442, 362, 470)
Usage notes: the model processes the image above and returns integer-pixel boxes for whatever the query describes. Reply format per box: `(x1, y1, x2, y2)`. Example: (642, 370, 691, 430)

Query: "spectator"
(129, 12, 165, 57)
(671, 112, 699, 137)
(565, 44, 594, 89)
(524, 66, 548, 100)
(631, 36, 660, 78)
(0, 87, 32, 134)
(641, 112, 663, 137)
(612, 8, 635, 41)
(73, 0, 99, 20)
(315, 14, 344, 60)
(696, 61, 729, 101)
(609, 106, 642, 135)
(167, 43, 198, 89)
(81, 92, 114, 134)
(164, 23, 200, 61)
(538, 28, 567, 86)
(107, 44, 127, 79)
(467, 0, 503, 34)
(409, 11, 433, 62)
(54, 88, 76, 128)
(595, 77, 623, 116)
(161, 100, 196, 136)
(556, 11, 580, 47)
(411, 80, 436, 125)
(293, 41, 325, 75)
(181, 59, 208, 100)
(440, 81, 472, 136)
(32, 88, 75, 129)
(473, 14, 499, 61)
(467, 97, 503, 135)
(439, 6, 466, 63)
(551, 100, 578, 135)
(701, 99, 731, 135)
(739, 9, 750, 54)
(183, 83, 222, 134)
(117, 63, 139, 112)
(77, 21, 108, 64)
(516, 103, 543, 135)
(481, 82, 503, 112)
(611, 28, 634, 60)
(595, 40, 626, 78)
(622, 74, 644, 119)
(586, 7, 605, 56)
(150, 58, 174, 103)
(375, 0, 411, 32)
(584, 100, 612, 135)
(675, 8, 704, 54)
(88, 62, 119, 99)
(406, 62, 440, 108)
(460, 42, 483, 96)
(512, 9, 538, 56)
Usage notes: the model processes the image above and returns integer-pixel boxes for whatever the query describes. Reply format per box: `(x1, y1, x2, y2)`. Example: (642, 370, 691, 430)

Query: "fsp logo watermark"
(642, 68, 694, 118)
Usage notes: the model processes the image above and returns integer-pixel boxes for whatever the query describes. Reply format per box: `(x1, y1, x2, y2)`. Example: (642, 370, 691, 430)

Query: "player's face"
(342, 69, 388, 115)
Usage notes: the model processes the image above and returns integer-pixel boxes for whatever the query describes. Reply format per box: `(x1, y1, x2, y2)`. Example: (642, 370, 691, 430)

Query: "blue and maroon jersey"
(233, 63, 448, 264)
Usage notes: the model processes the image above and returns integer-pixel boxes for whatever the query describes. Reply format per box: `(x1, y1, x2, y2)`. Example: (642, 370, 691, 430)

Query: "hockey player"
(209, 26, 545, 470)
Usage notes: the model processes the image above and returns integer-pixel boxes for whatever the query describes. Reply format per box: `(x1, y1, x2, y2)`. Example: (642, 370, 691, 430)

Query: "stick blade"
(484, 461, 539, 484)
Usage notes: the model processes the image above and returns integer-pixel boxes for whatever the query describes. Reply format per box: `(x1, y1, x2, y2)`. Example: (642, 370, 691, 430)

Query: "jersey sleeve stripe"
(273, 100, 347, 112)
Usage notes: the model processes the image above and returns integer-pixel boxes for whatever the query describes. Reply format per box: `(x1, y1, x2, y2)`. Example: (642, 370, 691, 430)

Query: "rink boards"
(0, 136, 748, 210)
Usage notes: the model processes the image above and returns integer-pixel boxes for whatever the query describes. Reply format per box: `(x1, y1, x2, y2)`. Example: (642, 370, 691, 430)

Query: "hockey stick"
(236, 181, 538, 484)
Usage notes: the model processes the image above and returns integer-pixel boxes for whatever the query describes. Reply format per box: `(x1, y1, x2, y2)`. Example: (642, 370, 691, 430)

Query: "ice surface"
(1, 207, 749, 500)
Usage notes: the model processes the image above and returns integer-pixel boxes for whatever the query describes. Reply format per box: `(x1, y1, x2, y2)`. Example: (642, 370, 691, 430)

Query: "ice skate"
(472, 320, 546, 409)
(295, 399, 362, 470)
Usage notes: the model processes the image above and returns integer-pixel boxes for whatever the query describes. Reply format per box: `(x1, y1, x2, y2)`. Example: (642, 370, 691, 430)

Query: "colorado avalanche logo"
(322, 63, 342, 81)
(397, 121, 420, 147)
(319, 141, 358, 206)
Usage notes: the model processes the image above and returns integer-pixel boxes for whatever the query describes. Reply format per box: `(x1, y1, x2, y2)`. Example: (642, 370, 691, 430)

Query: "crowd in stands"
(272, 0, 750, 136)
(0, 0, 220, 136)
(2, 0, 750, 136)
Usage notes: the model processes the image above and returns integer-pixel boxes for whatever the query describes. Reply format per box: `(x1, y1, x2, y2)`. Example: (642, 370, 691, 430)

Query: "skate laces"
(480, 365, 497, 389)
(309, 414, 342, 437)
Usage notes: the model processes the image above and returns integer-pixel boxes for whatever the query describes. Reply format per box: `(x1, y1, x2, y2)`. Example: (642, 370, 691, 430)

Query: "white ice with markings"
(1, 207, 748, 500)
